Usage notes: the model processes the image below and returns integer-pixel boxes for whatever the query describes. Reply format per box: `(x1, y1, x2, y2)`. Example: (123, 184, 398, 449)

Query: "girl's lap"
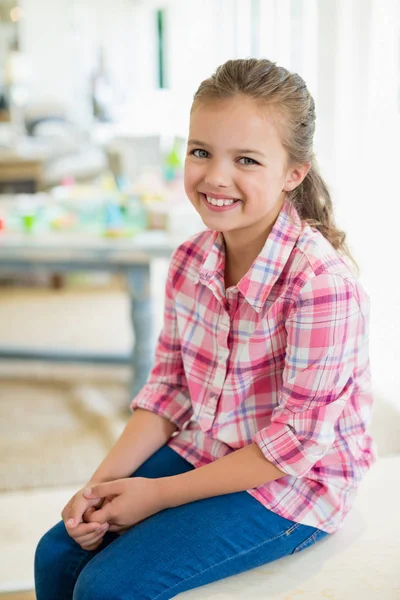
(72, 488, 327, 599)
(36, 446, 329, 600)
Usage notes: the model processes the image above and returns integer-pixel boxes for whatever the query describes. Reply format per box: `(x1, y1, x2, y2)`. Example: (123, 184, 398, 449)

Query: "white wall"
(19, 0, 138, 126)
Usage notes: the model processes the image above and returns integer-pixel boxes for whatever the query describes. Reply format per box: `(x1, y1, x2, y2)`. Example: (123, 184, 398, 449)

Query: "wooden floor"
(0, 593, 35, 600)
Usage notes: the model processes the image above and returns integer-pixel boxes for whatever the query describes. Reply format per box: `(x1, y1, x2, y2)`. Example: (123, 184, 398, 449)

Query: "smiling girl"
(35, 58, 376, 600)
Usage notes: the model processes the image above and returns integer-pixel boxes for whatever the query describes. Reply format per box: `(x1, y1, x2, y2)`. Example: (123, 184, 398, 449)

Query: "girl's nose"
(204, 162, 231, 188)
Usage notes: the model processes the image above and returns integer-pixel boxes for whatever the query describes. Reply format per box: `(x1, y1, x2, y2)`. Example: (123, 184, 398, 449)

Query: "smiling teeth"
(206, 195, 236, 206)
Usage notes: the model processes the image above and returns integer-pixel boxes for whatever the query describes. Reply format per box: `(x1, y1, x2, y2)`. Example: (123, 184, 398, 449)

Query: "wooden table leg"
(126, 264, 155, 400)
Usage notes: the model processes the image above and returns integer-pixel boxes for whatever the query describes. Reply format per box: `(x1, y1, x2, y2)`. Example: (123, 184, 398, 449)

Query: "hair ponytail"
(290, 159, 358, 273)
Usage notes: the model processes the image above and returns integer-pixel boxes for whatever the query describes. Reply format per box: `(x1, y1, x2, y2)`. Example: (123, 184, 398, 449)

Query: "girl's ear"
(283, 162, 311, 192)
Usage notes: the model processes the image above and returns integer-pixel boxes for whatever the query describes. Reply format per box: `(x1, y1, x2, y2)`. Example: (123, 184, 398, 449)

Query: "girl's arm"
(159, 442, 285, 507)
(88, 408, 177, 484)
(64, 408, 177, 538)
(83, 443, 286, 531)
(129, 250, 194, 433)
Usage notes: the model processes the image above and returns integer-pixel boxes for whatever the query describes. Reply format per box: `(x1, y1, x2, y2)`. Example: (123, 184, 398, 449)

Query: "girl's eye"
(190, 149, 209, 159)
(238, 157, 259, 166)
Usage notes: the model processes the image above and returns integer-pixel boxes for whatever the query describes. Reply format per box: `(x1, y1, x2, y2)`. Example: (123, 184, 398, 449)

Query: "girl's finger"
(82, 539, 103, 551)
(80, 531, 106, 550)
(75, 524, 109, 544)
(108, 523, 127, 533)
(66, 520, 104, 540)
(65, 520, 90, 535)
(79, 529, 104, 545)
(66, 495, 102, 528)
(82, 506, 96, 522)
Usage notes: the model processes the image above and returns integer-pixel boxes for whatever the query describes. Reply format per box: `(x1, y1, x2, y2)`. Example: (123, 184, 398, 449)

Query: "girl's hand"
(62, 486, 109, 550)
(82, 500, 110, 523)
(83, 477, 165, 533)
(65, 518, 109, 551)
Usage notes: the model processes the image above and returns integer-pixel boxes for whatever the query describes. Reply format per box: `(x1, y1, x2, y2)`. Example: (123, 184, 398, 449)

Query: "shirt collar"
(198, 197, 303, 312)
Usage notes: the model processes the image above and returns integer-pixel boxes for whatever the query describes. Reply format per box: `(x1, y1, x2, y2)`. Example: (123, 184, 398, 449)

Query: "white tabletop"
(0, 229, 178, 265)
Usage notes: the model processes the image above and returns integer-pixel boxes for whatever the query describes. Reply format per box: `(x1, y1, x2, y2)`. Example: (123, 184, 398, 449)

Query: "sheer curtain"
(237, 0, 399, 409)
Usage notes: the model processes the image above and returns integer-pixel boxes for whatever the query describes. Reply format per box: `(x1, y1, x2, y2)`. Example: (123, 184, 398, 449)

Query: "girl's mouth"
(200, 193, 242, 212)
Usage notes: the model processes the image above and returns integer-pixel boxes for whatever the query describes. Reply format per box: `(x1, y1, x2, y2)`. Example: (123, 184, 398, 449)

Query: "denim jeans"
(35, 445, 329, 600)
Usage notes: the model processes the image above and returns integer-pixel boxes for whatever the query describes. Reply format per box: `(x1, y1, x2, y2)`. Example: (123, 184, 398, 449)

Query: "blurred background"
(0, 0, 399, 597)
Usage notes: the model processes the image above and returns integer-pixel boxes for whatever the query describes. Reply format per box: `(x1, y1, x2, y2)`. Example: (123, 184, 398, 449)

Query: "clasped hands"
(62, 477, 168, 551)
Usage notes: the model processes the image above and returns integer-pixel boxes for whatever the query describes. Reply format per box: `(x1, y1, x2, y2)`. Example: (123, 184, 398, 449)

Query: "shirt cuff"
(130, 384, 193, 432)
(252, 422, 329, 479)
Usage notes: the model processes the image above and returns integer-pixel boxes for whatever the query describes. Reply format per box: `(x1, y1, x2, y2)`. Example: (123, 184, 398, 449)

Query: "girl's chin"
(200, 218, 239, 233)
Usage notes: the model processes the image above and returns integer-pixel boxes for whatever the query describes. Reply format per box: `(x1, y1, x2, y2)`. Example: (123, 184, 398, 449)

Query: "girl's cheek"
(184, 168, 194, 191)
(184, 166, 203, 192)
(184, 173, 195, 196)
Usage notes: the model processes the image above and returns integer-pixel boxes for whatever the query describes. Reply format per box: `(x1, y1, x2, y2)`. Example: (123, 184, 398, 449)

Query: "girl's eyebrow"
(187, 139, 265, 157)
(187, 139, 210, 147)
(236, 148, 265, 157)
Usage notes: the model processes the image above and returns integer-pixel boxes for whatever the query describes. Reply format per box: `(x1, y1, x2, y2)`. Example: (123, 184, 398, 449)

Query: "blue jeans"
(35, 445, 329, 599)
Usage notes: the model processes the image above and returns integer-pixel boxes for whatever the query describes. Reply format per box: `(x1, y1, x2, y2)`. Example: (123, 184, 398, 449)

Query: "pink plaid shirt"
(131, 197, 376, 534)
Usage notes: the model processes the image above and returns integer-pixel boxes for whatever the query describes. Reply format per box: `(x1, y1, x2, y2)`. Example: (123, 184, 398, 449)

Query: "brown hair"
(191, 58, 358, 273)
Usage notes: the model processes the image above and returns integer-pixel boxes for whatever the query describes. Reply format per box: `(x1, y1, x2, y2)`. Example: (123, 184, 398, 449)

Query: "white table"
(0, 229, 177, 397)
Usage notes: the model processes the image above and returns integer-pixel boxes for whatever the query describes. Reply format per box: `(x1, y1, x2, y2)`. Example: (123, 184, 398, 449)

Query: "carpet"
(0, 378, 128, 492)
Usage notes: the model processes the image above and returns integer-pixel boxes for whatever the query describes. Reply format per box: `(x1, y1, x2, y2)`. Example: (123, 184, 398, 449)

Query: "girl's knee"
(35, 521, 91, 599)
(73, 564, 115, 600)
(34, 520, 74, 578)
(35, 524, 57, 571)
(74, 554, 144, 600)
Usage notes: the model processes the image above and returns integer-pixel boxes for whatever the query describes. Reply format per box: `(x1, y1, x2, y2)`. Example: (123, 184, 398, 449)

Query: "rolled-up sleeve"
(130, 256, 193, 431)
(252, 273, 366, 478)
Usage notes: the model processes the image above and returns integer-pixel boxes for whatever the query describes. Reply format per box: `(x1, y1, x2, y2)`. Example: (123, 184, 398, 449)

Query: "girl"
(35, 58, 376, 600)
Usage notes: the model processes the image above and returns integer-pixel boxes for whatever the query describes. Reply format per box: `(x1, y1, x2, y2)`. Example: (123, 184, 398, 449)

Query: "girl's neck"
(223, 228, 271, 289)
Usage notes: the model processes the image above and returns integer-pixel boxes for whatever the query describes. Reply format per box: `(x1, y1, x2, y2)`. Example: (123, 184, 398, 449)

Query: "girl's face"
(184, 96, 308, 244)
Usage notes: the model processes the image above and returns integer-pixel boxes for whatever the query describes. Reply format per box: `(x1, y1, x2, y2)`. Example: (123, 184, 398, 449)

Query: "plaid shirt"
(131, 197, 376, 534)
